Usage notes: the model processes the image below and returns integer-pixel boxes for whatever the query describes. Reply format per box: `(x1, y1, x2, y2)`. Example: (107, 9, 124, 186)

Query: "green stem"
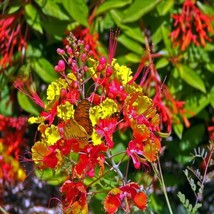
(152, 158, 173, 214)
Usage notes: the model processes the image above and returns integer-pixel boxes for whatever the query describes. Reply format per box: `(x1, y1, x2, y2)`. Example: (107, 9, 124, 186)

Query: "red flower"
(72, 27, 99, 59)
(42, 149, 58, 169)
(0, 115, 27, 183)
(127, 139, 145, 169)
(107, 79, 127, 101)
(31, 142, 60, 170)
(0, 11, 27, 71)
(60, 180, 88, 214)
(133, 192, 147, 210)
(127, 133, 161, 167)
(73, 143, 107, 179)
(95, 117, 118, 148)
(104, 182, 147, 213)
(0, 114, 27, 159)
(41, 101, 59, 125)
(153, 87, 190, 132)
(170, 0, 214, 50)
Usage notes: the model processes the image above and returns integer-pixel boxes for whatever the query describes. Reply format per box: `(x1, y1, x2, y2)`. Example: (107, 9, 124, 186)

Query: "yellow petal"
(57, 101, 75, 121)
(90, 98, 118, 126)
(47, 78, 67, 101)
(91, 130, 102, 145)
(45, 125, 61, 146)
(28, 116, 44, 124)
(112, 59, 133, 85)
(32, 141, 49, 164)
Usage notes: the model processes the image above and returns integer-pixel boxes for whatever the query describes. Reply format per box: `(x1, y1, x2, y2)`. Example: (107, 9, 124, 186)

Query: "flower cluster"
(72, 26, 99, 59)
(0, 10, 27, 72)
(170, 0, 214, 51)
(22, 32, 168, 213)
(0, 115, 27, 184)
(104, 182, 147, 213)
(130, 50, 188, 133)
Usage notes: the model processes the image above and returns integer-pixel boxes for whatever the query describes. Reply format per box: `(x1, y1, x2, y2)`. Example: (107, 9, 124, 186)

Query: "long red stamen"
(108, 29, 119, 64)
(14, 75, 44, 108)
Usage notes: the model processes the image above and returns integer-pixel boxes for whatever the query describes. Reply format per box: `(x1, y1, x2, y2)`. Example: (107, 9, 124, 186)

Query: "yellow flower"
(112, 59, 133, 85)
(131, 120, 150, 140)
(91, 130, 102, 145)
(88, 58, 98, 78)
(67, 73, 77, 81)
(125, 82, 143, 94)
(28, 116, 44, 124)
(32, 141, 49, 164)
(45, 125, 61, 146)
(57, 101, 75, 121)
(143, 138, 161, 162)
(90, 98, 118, 126)
(126, 93, 160, 128)
(47, 78, 67, 101)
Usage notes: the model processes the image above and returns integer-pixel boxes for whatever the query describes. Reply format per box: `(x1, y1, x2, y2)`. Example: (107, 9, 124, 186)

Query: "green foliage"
(17, 92, 40, 116)
(25, 4, 43, 33)
(177, 192, 202, 214)
(62, 0, 89, 27)
(30, 58, 58, 83)
(177, 142, 214, 214)
(177, 64, 206, 93)
(35, 168, 68, 185)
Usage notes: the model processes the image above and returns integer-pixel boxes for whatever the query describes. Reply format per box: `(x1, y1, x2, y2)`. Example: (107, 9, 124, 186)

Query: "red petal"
(134, 192, 147, 210)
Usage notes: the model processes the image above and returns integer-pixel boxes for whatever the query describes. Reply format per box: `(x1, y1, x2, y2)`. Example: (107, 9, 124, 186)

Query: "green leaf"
(157, 0, 174, 15)
(95, 0, 132, 16)
(17, 92, 40, 115)
(197, 1, 214, 15)
(185, 198, 189, 207)
(125, 53, 141, 63)
(192, 203, 202, 213)
(35, 168, 67, 185)
(118, 34, 144, 55)
(177, 192, 186, 204)
(187, 203, 193, 213)
(156, 57, 169, 69)
(110, 11, 145, 44)
(110, 9, 124, 24)
(111, 142, 127, 163)
(0, 85, 12, 116)
(161, 25, 172, 54)
(31, 58, 58, 83)
(209, 86, 214, 108)
(185, 92, 209, 118)
(26, 44, 43, 58)
(25, 4, 43, 34)
(180, 124, 204, 152)
(205, 63, 214, 73)
(36, 0, 70, 20)
(41, 17, 70, 38)
(101, 12, 115, 30)
(124, 25, 145, 44)
(122, 0, 162, 23)
(152, 24, 163, 46)
(8, 5, 20, 14)
(177, 64, 206, 93)
(173, 123, 184, 139)
(63, 0, 88, 27)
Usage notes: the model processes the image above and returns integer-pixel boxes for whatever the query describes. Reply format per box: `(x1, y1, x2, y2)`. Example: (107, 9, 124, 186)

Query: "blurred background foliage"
(0, 0, 214, 213)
